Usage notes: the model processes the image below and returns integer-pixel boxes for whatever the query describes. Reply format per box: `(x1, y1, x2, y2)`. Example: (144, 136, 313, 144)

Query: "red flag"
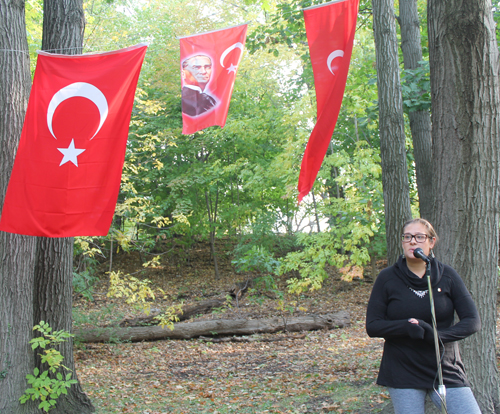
(180, 24, 247, 135)
(0, 44, 147, 237)
(297, 0, 359, 203)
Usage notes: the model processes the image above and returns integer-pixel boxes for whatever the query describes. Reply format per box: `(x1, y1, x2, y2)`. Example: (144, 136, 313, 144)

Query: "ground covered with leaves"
(70, 242, 428, 413)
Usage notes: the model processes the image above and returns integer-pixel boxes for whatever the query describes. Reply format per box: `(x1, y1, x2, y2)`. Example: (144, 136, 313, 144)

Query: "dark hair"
(402, 218, 439, 243)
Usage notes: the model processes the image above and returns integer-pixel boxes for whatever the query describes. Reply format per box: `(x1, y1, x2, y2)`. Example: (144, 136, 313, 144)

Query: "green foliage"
(153, 303, 183, 330)
(38, 0, 427, 293)
(233, 245, 283, 310)
(20, 322, 78, 412)
(72, 266, 99, 302)
(495, 3, 500, 49)
(107, 271, 156, 315)
(73, 237, 105, 301)
(232, 245, 281, 275)
(117, 37, 304, 247)
(25, 0, 43, 74)
(72, 304, 125, 333)
(282, 142, 386, 294)
(233, 209, 298, 260)
(401, 60, 431, 113)
(232, 245, 309, 326)
(107, 270, 184, 330)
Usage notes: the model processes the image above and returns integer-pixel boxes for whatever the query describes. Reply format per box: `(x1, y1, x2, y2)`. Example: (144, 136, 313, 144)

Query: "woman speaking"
(366, 218, 482, 413)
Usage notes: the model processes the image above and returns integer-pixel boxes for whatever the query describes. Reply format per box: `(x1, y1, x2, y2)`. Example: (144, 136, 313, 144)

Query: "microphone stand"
(426, 260, 447, 413)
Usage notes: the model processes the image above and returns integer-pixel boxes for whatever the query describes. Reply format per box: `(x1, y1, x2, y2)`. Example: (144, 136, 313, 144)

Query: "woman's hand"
(408, 318, 419, 324)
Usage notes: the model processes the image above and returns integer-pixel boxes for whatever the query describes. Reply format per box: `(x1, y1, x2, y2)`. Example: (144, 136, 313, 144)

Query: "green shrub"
(20, 321, 77, 412)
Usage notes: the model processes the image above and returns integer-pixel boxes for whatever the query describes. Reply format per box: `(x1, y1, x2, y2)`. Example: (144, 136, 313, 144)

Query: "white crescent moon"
(47, 82, 108, 140)
(220, 42, 244, 68)
(327, 50, 345, 75)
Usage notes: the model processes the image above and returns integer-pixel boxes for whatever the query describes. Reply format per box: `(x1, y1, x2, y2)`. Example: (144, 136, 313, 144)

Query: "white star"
(226, 63, 237, 74)
(57, 139, 86, 167)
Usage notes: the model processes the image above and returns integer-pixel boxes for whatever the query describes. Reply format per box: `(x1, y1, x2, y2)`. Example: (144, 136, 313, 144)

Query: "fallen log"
(118, 278, 256, 327)
(75, 311, 350, 343)
(119, 298, 228, 327)
(198, 333, 307, 343)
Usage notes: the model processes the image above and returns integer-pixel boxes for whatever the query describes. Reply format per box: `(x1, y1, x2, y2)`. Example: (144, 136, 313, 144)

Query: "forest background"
(60, 0, 392, 288)
(3, 0, 500, 412)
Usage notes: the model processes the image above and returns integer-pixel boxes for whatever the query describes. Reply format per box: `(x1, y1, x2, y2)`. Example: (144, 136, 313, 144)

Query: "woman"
(366, 218, 482, 413)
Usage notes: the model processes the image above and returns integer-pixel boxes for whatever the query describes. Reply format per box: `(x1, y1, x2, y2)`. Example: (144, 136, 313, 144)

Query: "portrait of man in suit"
(181, 55, 217, 117)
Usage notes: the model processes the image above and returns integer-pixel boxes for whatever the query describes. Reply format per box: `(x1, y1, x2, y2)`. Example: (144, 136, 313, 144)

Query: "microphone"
(413, 247, 431, 263)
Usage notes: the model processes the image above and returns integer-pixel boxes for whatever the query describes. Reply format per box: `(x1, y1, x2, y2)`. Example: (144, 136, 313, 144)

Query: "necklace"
(408, 286, 428, 299)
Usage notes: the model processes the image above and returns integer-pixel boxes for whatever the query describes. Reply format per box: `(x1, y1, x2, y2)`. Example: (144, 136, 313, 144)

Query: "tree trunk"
(35, 1, 94, 413)
(34, 239, 94, 413)
(205, 189, 220, 279)
(398, 0, 433, 220)
(428, 0, 500, 412)
(42, 0, 85, 54)
(119, 297, 233, 326)
(75, 311, 351, 343)
(372, 0, 413, 264)
(0, 236, 37, 414)
(0, 1, 38, 412)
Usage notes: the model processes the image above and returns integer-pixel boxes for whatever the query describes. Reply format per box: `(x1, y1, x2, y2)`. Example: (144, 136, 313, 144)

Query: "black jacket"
(182, 86, 216, 117)
(366, 256, 481, 389)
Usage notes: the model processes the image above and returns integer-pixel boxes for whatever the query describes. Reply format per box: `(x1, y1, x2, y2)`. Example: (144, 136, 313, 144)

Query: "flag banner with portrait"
(297, 0, 359, 203)
(180, 23, 247, 135)
(0, 44, 148, 237)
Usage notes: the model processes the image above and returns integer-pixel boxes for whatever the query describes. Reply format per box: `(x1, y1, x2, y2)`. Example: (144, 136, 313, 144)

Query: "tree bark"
(428, 0, 500, 412)
(34, 239, 94, 413)
(0, 1, 38, 412)
(372, 0, 413, 264)
(398, 0, 433, 220)
(35, 1, 94, 413)
(0, 236, 37, 414)
(205, 189, 220, 279)
(42, 0, 85, 54)
(75, 311, 351, 343)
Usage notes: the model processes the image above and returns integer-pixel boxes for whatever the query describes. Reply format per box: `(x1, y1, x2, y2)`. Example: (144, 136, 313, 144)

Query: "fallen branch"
(118, 278, 257, 327)
(75, 311, 350, 343)
(119, 298, 229, 327)
(197, 334, 307, 343)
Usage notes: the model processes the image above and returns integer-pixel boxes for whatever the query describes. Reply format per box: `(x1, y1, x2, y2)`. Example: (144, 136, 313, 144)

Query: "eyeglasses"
(402, 233, 429, 243)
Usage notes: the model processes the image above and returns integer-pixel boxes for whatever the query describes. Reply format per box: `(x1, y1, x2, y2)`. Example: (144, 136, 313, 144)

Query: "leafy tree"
(96, 1, 307, 270)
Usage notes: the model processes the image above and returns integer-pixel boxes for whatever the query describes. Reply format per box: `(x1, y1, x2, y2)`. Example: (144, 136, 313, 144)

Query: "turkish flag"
(180, 24, 247, 135)
(297, 0, 359, 203)
(0, 44, 147, 237)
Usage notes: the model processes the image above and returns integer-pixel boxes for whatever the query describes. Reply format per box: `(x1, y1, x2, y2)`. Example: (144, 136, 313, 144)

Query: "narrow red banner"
(0, 44, 147, 237)
(180, 24, 247, 135)
(298, 0, 359, 203)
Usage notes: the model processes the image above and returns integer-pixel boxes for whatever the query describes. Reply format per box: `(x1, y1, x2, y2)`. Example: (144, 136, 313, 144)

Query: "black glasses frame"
(402, 233, 429, 243)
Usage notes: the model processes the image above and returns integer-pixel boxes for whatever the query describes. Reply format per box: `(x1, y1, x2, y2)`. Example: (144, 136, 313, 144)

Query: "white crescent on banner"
(327, 50, 344, 75)
(47, 82, 108, 140)
(220, 42, 244, 68)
